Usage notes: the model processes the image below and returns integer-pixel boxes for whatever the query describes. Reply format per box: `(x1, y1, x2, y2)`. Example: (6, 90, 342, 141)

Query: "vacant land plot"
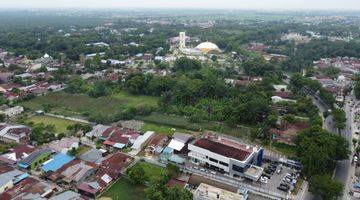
(99, 178, 146, 200)
(27, 115, 80, 133)
(140, 113, 201, 131)
(140, 122, 189, 136)
(20, 91, 158, 117)
(141, 113, 252, 139)
(135, 161, 166, 180)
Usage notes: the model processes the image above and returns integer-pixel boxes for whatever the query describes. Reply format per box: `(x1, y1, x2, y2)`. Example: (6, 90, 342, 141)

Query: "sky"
(1, 0, 360, 10)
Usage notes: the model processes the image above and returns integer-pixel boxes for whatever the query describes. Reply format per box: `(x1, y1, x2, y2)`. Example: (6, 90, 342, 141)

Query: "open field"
(135, 161, 166, 180)
(99, 178, 146, 200)
(19, 91, 158, 117)
(140, 122, 189, 136)
(141, 113, 252, 139)
(27, 115, 80, 133)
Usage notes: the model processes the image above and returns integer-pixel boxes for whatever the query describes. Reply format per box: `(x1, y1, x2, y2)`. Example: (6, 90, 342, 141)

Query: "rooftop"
(193, 138, 251, 161)
(194, 183, 246, 200)
(42, 153, 75, 173)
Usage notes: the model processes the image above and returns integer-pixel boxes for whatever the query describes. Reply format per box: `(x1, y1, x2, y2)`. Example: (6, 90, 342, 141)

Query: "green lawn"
(99, 178, 146, 200)
(135, 162, 166, 180)
(27, 115, 80, 133)
(140, 113, 201, 131)
(140, 122, 188, 136)
(19, 91, 159, 117)
(140, 113, 252, 139)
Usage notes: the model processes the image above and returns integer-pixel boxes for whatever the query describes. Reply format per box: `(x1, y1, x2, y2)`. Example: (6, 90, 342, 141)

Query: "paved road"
(309, 93, 358, 200)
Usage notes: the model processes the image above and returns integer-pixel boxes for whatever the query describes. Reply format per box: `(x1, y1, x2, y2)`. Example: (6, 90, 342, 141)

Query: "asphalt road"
(310, 94, 357, 200)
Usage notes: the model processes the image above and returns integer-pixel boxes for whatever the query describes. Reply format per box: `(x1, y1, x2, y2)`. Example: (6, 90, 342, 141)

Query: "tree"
(124, 73, 152, 95)
(332, 108, 346, 133)
(173, 57, 201, 72)
(88, 81, 110, 98)
(295, 126, 350, 176)
(309, 175, 343, 200)
(29, 123, 56, 145)
(126, 165, 146, 185)
(166, 163, 180, 178)
(65, 76, 87, 94)
(166, 186, 193, 200)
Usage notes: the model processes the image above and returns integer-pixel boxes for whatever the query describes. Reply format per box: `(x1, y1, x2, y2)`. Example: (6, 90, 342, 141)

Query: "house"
(77, 152, 131, 197)
(85, 124, 111, 139)
(18, 148, 52, 170)
(48, 159, 97, 186)
(0, 144, 35, 165)
(48, 137, 79, 154)
(79, 148, 104, 164)
(131, 131, 155, 150)
(193, 183, 248, 200)
(49, 191, 84, 200)
(188, 134, 264, 181)
(167, 132, 192, 153)
(0, 125, 31, 144)
(271, 96, 296, 103)
(41, 153, 75, 173)
(145, 134, 168, 156)
(0, 177, 57, 200)
(273, 85, 288, 92)
(0, 164, 28, 194)
(1, 106, 24, 118)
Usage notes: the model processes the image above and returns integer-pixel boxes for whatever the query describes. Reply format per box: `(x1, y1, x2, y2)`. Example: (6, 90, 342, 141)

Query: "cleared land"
(19, 91, 158, 117)
(99, 178, 146, 200)
(135, 161, 166, 180)
(141, 113, 252, 139)
(27, 115, 80, 133)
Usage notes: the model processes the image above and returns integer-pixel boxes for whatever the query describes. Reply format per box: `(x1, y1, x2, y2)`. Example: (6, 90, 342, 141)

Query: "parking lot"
(184, 159, 301, 199)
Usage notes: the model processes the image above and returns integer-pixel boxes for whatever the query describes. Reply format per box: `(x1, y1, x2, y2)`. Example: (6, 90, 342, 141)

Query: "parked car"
(277, 186, 289, 192)
(262, 173, 271, 179)
(260, 176, 269, 184)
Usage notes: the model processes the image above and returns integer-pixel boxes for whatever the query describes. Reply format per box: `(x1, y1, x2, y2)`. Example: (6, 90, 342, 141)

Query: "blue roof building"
(42, 153, 75, 173)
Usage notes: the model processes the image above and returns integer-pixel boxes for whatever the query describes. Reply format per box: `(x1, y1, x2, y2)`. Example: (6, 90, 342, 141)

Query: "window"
(209, 157, 218, 163)
(219, 161, 229, 167)
(232, 164, 245, 173)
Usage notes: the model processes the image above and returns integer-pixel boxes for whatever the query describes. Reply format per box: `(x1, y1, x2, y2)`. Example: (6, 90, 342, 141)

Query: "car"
(265, 168, 274, 174)
(210, 171, 217, 175)
(276, 167, 283, 174)
(283, 177, 292, 183)
(262, 173, 271, 179)
(280, 183, 290, 189)
(193, 166, 199, 170)
(260, 176, 269, 184)
(277, 186, 289, 192)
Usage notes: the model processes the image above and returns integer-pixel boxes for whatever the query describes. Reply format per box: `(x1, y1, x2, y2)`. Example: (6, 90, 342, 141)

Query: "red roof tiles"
(194, 138, 251, 161)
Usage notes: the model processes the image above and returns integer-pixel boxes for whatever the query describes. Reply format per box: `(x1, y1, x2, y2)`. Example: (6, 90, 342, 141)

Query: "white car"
(210, 171, 217, 175)
(260, 176, 269, 184)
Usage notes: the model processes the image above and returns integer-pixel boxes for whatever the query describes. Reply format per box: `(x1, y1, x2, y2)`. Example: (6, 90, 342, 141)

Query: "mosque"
(178, 32, 221, 55)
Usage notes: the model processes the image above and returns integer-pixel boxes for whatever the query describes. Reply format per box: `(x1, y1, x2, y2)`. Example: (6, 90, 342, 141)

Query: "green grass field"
(19, 91, 158, 117)
(136, 162, 166, 180)
(99, 178, 146, 200)
(27, 115, 80, 133)
(140, 122, 188, 136)
(141, 113, 252, 139)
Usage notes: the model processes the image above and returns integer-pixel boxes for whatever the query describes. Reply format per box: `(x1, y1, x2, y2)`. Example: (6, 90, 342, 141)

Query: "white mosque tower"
(179, 32, 186, 50)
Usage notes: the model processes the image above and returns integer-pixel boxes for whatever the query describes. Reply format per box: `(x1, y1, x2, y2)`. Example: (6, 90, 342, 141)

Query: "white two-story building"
(188, 134, 264, 181)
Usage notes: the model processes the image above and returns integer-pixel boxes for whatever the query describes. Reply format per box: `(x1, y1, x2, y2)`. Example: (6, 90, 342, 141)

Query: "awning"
(168, 139, 185, 151)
